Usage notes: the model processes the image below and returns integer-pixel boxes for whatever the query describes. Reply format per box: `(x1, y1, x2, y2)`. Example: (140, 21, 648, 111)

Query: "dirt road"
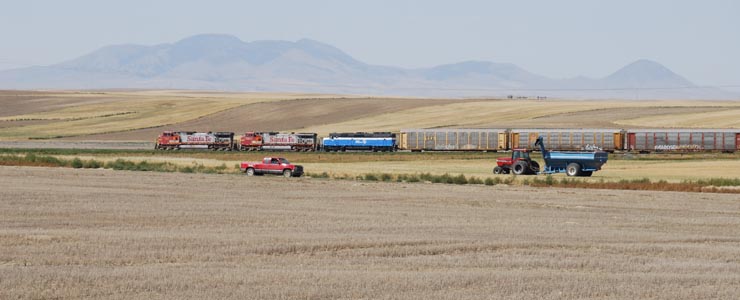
(1, 166, 738, 299)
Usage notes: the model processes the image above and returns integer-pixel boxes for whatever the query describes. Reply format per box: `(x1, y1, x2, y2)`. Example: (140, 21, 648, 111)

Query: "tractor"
(493, 148, 540, 175)
(493, 136, 608, 177)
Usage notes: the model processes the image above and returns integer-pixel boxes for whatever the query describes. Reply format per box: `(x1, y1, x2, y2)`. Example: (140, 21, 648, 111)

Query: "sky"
(1, 0, 739, 86)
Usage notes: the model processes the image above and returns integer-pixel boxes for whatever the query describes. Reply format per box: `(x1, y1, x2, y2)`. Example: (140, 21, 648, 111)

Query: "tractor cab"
(496, 148, 530, 167)
(512, 148, 531, 161)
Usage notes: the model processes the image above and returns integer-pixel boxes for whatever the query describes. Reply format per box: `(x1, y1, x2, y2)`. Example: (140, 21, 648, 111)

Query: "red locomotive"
(155, 131, 234, 150)
(237, 132, 318, 151)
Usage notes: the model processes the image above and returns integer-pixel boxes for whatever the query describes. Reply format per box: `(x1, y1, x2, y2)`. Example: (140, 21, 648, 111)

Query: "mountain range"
(0, 34, 734, 99)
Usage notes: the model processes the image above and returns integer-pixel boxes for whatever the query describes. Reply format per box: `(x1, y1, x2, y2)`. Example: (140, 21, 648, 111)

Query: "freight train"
(155, 128, 740, 153)
(400, 128, 740, 153)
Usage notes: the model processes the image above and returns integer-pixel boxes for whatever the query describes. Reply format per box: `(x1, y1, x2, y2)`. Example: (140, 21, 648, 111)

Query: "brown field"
(1, 90, 739, 141)
(71, 97, 467, 141)
(1, 166, 739, 299)
(0, 90, 342, 140)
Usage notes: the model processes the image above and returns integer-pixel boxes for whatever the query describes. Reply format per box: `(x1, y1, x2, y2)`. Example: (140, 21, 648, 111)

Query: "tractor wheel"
(580, 171, 593, 177)
(493, 166, 503, 174)
(512, 161, 529, 175)
(529, 161, 541, 174)
(245, 168, 255, 176)
(283, 169, 293, 178)
(566, 163, 581, 177)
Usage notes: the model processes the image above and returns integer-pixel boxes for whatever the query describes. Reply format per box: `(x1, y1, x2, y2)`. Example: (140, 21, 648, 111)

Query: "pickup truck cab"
(240, 157, 303, 177)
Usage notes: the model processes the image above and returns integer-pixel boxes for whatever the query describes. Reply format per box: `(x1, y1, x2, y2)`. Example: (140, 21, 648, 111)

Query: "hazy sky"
(1, 0, 738, 86)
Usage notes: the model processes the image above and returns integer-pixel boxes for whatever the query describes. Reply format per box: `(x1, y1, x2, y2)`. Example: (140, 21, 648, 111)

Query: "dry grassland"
(0, 90, 133, 117)
(301, 158, 740, 183)
(40, 151, 740, 183)
(0, 90, 339, 140)
(1, 166, 739, 299)
(615, 108, 740, 128)
(2, 90, 739, 141)
(296, 100, 740, 134)
(71, 97, 466, 141)
(0, 99, 239, 139)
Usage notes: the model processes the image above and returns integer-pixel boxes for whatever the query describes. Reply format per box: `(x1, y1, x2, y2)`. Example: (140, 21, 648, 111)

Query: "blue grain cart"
(535, 136, 608, 177)
(322, 132, 397, 152)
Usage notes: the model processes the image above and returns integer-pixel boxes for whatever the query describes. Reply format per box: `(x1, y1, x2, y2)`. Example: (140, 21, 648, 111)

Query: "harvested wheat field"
(2, 90, 740, 141)
(1, 166, 739, 299)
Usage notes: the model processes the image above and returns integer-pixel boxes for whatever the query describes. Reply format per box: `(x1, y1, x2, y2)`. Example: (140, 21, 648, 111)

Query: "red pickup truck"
(240, 157, 303, 177)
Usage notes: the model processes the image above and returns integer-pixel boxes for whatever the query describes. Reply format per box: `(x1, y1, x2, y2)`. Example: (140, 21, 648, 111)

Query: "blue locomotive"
(322, 132, 397, 152)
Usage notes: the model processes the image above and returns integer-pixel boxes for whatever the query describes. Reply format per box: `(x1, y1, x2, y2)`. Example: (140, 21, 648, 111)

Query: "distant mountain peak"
(422, 60, 543, 83)
(296, 38, 327, 46)
(620, 59, 674, 75)
(174, 34, 244, 47)
(292, 38, 363, 66)
(604, 59, 694, 88)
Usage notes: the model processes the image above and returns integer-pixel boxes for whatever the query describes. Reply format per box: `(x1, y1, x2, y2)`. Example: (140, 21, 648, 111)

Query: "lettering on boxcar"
(582, 144, 603, 151)
(654, 144, 703, 151)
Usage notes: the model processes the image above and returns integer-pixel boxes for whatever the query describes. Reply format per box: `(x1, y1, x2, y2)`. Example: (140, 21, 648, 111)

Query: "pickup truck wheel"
(493, 166, 503, 174)
(283, 169, 292, 178)
(566, 163, 581, 176)
(245, 168, 255, 176)
(513, 161, 528, 175)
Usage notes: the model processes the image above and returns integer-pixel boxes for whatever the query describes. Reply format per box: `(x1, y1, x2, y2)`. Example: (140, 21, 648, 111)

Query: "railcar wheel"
(283, 169, 292, 178)
(566, 163, 581, 177)
(512, 161, 529, 175)
(493, 166, 503, 174)
(246, 168, 255, 176)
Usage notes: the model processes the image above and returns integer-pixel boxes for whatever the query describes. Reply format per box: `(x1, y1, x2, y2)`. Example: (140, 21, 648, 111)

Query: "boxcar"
(399, 129, 507, 151)
(509, 129, 624, 152)
(626, 129, 740, 152)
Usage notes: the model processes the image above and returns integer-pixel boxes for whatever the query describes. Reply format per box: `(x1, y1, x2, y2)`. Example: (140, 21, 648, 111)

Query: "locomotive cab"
(155, 131, 180, 149)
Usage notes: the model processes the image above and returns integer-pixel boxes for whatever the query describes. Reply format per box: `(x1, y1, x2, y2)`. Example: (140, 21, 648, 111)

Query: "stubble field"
(1, 90, 739, 299)
(1, 166, 739, 299)
(2, 90, 740, 141)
